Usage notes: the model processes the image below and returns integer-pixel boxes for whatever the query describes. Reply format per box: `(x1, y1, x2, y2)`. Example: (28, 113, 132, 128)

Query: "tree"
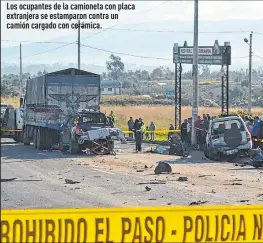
(106, 54, 124, 80)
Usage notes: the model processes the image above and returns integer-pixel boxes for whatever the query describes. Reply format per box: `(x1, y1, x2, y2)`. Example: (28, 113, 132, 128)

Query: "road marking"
(92, 168, 115, 175)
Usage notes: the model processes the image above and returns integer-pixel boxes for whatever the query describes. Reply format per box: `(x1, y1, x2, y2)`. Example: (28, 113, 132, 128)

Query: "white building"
(101, 80, 121, 95)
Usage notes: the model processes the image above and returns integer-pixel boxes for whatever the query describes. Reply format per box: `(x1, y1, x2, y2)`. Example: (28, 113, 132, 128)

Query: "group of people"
(109, 109, 263, 151)
(243, 116, 263, 148)
(128, 117, 156, 141)
(180, 114, 263, 149)
(180, 114, 213, 148)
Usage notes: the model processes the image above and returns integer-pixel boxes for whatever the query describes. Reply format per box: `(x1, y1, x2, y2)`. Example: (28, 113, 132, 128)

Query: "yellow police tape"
(253, 138, 263, 143)
(0, 129, 22, 132)
(123, 129, 180, 134)
(1, 205, 262, 243)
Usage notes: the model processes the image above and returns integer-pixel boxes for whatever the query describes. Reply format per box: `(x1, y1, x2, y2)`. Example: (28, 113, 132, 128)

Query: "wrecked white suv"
(204, 116, 252, 161)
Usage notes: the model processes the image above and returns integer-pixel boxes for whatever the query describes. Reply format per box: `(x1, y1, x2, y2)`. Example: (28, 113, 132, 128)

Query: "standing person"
(133, 119, 143, 152)
(187, 118, 192, 145)
(180, 119, 188, 143)
(168, 124, 175, 140)
(252, 116, 260, 148)
(201, 116, 209, 146)
(206, 114, 211, 121)
(109, 111, 116, 123)
(145, 126, 150, 140)
(140, 118, 146, 140)
(127, 117, 134, 138)
(194, 116, 202, 147)
(149, 121, 156, 140)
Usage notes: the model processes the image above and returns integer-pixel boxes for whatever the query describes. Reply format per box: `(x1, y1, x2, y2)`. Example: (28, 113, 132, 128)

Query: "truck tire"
(33, 129, 38, 148)
(37, 128, 45, 150)
(69, 137, 78, 154)
(23, 130, 30, 146)
(44, 129, 52, 150)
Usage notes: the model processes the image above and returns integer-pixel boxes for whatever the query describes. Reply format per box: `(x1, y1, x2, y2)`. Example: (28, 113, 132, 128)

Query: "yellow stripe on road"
(1, 205, 263, 243)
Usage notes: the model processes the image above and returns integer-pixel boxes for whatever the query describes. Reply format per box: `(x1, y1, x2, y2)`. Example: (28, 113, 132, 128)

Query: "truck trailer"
(22, 68, 112, 153)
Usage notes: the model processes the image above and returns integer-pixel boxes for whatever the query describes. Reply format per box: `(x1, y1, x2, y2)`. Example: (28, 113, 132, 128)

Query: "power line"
(81, 43, 249, 61)
(2, 29, 263, 46)
(1, 40, 71, 44)
(81, 44, 171, 60)
(254, 54, 263, 59)
(3, 43, 74, 62)
(100, 28, 253, 34)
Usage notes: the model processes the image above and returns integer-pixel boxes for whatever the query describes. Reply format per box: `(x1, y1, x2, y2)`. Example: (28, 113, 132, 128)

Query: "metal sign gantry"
(172, 40, 231, 129)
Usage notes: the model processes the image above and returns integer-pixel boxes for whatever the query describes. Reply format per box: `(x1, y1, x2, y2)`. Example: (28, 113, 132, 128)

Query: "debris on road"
(177, 177, 188, 182)
(138, 181, 166, 185)
(154, 161, 172, 174)
(145, 186, 151, 191)
(190, 200, 208, 205)
(136, 169, 144, 172)
(144, 165, 148, 169)
(65, 179, 81, 184)
(198, 174, 216, 178)
(148, 198, 156, 200)
(1, 178, 17, 182)
(211, 189, 216, 194)
(238, 199, 250, 202)
(167, 202, 172, 205)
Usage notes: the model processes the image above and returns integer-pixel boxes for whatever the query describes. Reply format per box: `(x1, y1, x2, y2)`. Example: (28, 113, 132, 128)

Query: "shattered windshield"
(79, 113, 107, 124)
(211, 119, 245, 135)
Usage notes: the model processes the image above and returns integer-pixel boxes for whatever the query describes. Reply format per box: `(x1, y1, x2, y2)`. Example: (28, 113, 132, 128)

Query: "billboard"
(173, 41, 231, 65)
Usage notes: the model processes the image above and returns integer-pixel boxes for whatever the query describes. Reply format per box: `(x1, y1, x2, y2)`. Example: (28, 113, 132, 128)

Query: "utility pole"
(78, 20, 80, 69)
(19, 42, 23, 97)
(248, 31, 253, 114)
(191, 0, 198, 145)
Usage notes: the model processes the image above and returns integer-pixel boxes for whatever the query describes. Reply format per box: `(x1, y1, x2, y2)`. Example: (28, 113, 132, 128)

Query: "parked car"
(204, 116, 252, 161)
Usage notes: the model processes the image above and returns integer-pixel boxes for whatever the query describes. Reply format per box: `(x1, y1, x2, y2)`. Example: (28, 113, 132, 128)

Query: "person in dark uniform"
(180, 119, 188, 143)
(133, 119, 143, 152)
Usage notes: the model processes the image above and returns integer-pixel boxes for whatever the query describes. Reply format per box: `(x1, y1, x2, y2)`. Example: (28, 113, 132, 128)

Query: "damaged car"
(204, 116, 252, 161)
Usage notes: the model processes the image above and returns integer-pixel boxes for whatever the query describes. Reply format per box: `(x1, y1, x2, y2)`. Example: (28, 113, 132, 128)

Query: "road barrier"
(1, 205, 262, 243)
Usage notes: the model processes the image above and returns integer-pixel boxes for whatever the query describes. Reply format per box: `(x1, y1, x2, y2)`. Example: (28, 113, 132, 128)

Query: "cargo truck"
(21, 68, 112, 153)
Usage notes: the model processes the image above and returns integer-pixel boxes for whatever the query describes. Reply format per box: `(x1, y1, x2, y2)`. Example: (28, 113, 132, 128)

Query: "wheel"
(23, 129, 30, 145)
(69, 136, 78, 154)
(44, 129, 52, 150)
(33, 129, 38, 148)
(36, 128, 45, 150)
(252, 160, 260, 168)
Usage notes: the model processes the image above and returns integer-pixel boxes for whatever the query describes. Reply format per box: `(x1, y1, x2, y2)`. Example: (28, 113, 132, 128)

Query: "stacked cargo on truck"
(22, 68, 101, 150)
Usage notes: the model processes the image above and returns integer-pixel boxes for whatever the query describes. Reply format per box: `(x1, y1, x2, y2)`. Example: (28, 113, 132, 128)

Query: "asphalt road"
(1, 138, 263, 209)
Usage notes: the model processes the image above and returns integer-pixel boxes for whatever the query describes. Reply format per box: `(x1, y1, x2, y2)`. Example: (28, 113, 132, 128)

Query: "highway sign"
(173, 40, 231, 65)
